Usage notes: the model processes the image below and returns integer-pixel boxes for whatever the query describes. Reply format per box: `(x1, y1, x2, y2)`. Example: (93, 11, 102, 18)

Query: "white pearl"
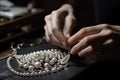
(41, 56, 44, 60)
(38, 71, 43, 75)
(42, 71, 47, 75)
(57, 65, 63, 71)
(44, 63, 50, 68)
(40, 60, 43, 63)
(25, 73, 30, 76)
(34, 62, 41, 69)
(34, 72, 38, 76)
(35, 59, 39, 62)
(19, 72, 23, 76)
(60, 54, 70, 64)
(49, 54, 53, 59)
(50, 58, 57, 65)
(28, 66, 34, 71)
(45, 57, 49, 63)
(45, 68, 49, 71)
(52, 67, 57, 72)
(19, 63, 24, 67)
(23, 64, 28, 69)
(30, 72, 34, 76)
(46, 69, 50, 74)
(15, 72, 19, 75)
(7, 49, 69, 77)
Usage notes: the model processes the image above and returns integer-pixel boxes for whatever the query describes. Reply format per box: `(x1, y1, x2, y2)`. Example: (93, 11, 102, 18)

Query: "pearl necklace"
(7, 43, 70, 76)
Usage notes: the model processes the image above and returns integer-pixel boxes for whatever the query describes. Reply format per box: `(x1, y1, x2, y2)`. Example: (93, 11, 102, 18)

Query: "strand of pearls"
(7, 43, 70, 77)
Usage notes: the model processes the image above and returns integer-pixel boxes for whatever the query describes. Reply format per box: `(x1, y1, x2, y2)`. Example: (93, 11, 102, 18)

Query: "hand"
(68, 24, 120, 61)
(44, 4, 76, 49)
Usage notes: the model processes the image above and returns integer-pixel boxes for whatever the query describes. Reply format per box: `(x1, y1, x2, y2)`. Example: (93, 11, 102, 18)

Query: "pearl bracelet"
(7, 43, 70, 77)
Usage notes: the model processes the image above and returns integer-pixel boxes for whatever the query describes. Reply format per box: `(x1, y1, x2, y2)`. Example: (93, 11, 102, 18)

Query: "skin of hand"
(68, 24, 120, 61)
(44, 4, 76, 49)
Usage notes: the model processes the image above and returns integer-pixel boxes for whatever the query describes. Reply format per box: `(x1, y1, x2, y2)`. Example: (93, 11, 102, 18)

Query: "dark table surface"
(0, 39, 120, 80)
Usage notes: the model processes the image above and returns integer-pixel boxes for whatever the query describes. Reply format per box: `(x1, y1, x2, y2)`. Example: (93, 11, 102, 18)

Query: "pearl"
(25, 73, 30, 76)
(45, 57, 49, 63)
(19, 72, 23, 76)
(44, 63, 50, 68)
(46, 69, 50, 74)
(28, 66, 34, 72)
(34, 62, 41, 69)
(57, 65, 64, 71)
(19, 63, 24, 67)
(38, 71, 43, 75)
(40, 60, 43, 63)
(23, 64, 28, 69)
(52, 67, 57, 73)
(42, 71, 47, 75)
(50, 58, 57, 65)
(7, 48, 70, 77)
(60, 54, 70, 64)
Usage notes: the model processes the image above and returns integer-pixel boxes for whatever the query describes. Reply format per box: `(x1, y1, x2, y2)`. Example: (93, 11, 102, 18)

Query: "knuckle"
(106, 29, 113, 35)
(101, 28, 113, 36)
(44, 15, 50, 21)
(44, 26, 46, 30)
(80, 27, 88, 34)
(51, 10, 60, 17)
(51, 10, 56, 14)
(100, 24, 110, 28)
(51, 10, 58, 15)
(83, 36, 91, 45)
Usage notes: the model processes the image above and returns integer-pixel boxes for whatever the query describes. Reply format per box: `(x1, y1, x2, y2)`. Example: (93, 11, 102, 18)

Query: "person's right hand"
(44, 4, 76, 49)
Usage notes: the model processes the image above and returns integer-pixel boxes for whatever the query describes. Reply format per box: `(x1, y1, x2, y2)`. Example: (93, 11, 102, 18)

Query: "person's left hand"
(68, 24, 120, 61)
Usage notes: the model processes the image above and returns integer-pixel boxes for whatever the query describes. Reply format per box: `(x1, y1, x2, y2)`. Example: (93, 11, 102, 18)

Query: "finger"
(51, 11, 67, 46)
(45, 25, 65, 48)
(78, 45, 98, 61)
(45, 15, 54, 41)
(63, 13, 76, 38)
(68, 25, 104, 45)
(44, 25, 50, 42)
(78, 45, 93, 57)
(70, 29, 113, 55)
(45, 15, 62, 46)
(103, 38, 113, 46)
